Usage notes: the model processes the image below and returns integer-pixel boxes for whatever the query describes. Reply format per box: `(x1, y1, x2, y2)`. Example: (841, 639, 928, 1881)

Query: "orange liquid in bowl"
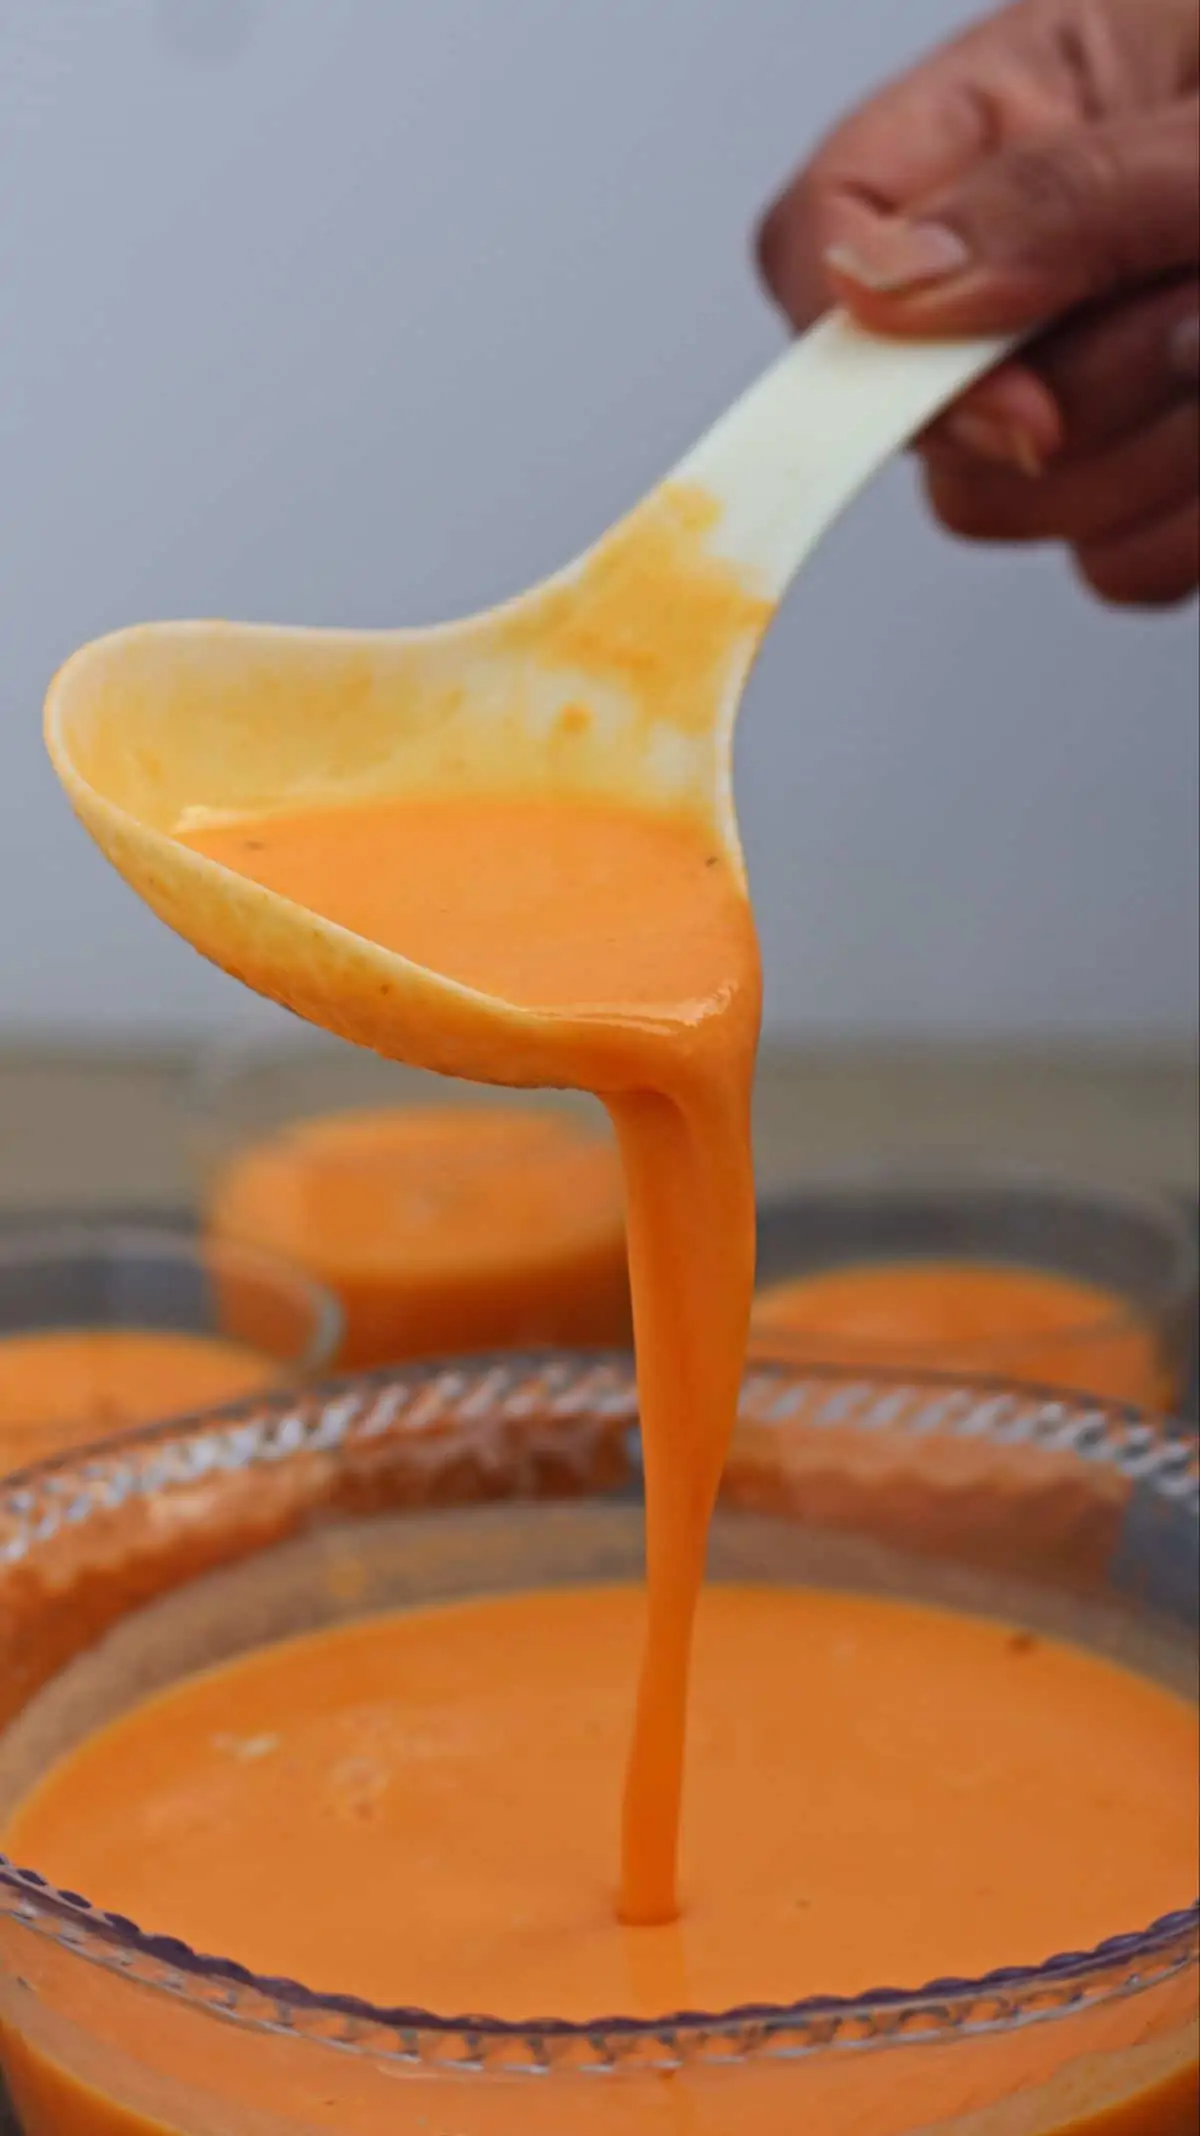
(207, 1104, 630, 1367)
(751, 1260, 1174, 1409)
(0, 1328, 276, 1473)
(4, 1583, 1197, 2136)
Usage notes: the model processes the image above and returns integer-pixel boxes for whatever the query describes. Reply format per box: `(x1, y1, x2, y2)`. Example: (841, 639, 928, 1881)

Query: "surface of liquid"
(4, 1583, 1196, 2136)
(751, 1259, 1172, 1409)
(10, 1583, 1196, 2017)
(208, 1104, 630, 1366)
(0, 1328, 276, 1471)
(189, 795, 750, 1017)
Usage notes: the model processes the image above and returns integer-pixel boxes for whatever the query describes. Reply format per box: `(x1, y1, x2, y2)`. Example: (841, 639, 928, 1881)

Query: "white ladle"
(46, 312, 1008, 1082)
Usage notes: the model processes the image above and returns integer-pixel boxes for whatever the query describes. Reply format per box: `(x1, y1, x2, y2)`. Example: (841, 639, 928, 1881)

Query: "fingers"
(757, 0, 1200, 335)
(754, 0, 1199, 609)
(1029, 277, 1200, 444)
(927, 277, 1200, 467)
(923, 362, 1065, 469)
(1076, 499, 1200, 607)
(757, 3, 1059, 333)
(923, 387, 1199, 609)
(925, 399, 1199, 546)
(918, 275, 1199, 606)
(827, 98, 1200, 336)
(757, 55, 1008, 330)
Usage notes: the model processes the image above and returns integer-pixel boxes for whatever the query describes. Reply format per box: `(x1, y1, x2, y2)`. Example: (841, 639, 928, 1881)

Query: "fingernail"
(1008, 428, 1045, 479)
(947, 414, 1016, 464)
(946, 413, 1044, 476)
(1169, 313, 1200, 383)
(826, 219, 971, 295)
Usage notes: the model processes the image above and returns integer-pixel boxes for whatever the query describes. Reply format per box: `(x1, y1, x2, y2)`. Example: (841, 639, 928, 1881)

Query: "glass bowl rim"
(184, 1027, 612, 1153)
(756, 1162, 1198, 1358)
(0, 1352, 1196, 2065)
(0, 1217, 344, 1379)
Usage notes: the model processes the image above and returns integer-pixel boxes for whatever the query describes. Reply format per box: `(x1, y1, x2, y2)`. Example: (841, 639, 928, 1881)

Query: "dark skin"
(758, 0, 1199, 608)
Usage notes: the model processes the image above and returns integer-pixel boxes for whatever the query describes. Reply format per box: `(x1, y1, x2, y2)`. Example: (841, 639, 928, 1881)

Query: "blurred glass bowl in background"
(0, 1222, 342, 1475)
(752, 1169, 1197, 1413)
(192, 1033, 630, 1367)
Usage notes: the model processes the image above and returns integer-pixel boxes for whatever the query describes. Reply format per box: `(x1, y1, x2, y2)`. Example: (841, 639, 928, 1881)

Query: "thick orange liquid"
(751, 1260, 1173, 1410)
(186, 796, 754, 1019)
(208, 1104, 630, 1367)
(4, 1586, 1196, 2135)
(0, 1328, 276, 1472)
(10, 1584, 1196, 2016)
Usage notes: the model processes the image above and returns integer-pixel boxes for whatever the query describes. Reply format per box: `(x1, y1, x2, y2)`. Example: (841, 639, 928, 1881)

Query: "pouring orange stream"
(183, 789, 761, 1925)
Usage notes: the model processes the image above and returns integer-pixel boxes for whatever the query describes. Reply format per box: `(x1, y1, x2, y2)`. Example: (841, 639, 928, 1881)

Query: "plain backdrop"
(2, 0, 1197, 1044)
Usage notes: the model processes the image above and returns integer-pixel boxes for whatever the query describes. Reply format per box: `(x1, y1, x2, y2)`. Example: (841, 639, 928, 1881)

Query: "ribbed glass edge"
(1, 1354, 1196, 2075)
(755, 1168, 1200, 1339)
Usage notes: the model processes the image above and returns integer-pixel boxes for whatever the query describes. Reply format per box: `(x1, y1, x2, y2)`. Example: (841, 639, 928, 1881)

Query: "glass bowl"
(187, 1027, 611, 1169)
(754, 1169, 1198, 1413)
(188, 1031, 629, 1367)
(0, 1356, 1196, 2135)
(0, 1223, 343, 1473)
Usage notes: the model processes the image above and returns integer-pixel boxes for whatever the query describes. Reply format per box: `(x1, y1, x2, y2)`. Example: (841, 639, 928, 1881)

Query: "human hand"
(758, 0, 1199, 606)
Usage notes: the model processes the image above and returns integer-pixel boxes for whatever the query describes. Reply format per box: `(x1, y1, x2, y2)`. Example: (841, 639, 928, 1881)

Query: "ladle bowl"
(45, 315, 1008, 1084)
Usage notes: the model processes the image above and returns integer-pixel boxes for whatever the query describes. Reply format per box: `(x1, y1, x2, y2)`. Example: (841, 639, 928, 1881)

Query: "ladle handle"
(671, 311, 1015, 600)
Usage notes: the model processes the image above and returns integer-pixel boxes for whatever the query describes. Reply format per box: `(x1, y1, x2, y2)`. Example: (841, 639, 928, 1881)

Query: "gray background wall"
(2, 0, 1196, 1043)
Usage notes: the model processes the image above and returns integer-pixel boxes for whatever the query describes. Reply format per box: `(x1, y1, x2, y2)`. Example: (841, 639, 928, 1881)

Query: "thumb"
(827, 99, 1200, 336)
